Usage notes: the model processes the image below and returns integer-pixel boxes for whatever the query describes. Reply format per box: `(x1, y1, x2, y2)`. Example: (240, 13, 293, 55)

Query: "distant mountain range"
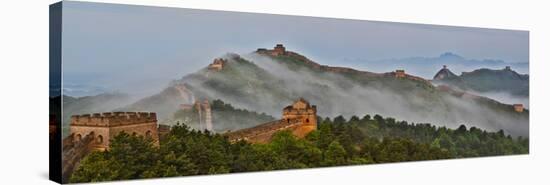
(61, 46, 529, 137)
(433, 65, 529, 97)
(62, 84, 108, 98)
(343, 52, 528, 79)
(60, 93, 134, 137)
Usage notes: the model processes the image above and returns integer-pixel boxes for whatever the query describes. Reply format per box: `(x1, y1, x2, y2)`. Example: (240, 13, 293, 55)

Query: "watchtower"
(272, 44, 286, 56)
(395, 69, 406, 78)
(513, 104, 524, 113)
(208, 58, 227, 71)
(69, 112, 159, 151)
(195, 99, 213, 131)
(225, 98, 318, 143)
(282, 98, 317, 137)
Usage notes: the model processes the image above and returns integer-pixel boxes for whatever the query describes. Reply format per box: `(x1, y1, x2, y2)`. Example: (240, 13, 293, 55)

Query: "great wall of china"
(256, 44, 524, 113)
(256, 44, 433, 85)
(60, 97, 318, 182)
(57, 44, 526, 182)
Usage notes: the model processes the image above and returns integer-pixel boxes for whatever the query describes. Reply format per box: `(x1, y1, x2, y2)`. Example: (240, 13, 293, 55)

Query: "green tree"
(69, 152, 115, 182)
(70, 132, 158, 182)
(322, 140, 347, 166)
(333, 115, 347, 124)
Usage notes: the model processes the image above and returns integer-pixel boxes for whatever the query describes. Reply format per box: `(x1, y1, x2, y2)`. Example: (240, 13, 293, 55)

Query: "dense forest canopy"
(71, 114, 528, 183)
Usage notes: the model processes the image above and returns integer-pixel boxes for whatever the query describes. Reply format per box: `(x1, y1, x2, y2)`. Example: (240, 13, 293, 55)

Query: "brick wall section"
(225, 98, 318, 143)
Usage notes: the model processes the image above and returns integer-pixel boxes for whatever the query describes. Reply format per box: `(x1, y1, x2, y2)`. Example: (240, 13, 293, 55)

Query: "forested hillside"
(70, 113, 527, 183)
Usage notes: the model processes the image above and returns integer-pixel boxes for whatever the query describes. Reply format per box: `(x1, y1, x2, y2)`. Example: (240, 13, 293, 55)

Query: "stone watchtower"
(256, 44, 287, 56)
(194, 99, 213, 131)
(69, 112, 159, 151)
(395, 69, 406, 78)
(513, 104, 524, 113)
(272, 44, 286, 56)
(180, 99, 213, 131)
(225, 98, 318, 143)
(208, 58, 227, 71)
(282, 98, 317, 137)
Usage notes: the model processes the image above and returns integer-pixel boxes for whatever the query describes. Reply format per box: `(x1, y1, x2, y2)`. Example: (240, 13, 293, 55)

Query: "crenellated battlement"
(70, 112, 157, 127)
(282, 108, 316, 115)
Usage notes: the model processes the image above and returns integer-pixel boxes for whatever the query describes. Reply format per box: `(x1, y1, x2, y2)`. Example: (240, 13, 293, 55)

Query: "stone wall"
(158, 124, 171, 140)
(70, 126, 109, 151)
(109, 122, 159, 147)
(225, 98, 318, 143)
(226, 119, 290, 143)
(256, 44, 434, 88)
(225, 119, 317, 143)
(256, 46, 384, 78)
(174, 83, 195, 104)
(61, 132, 94, 183)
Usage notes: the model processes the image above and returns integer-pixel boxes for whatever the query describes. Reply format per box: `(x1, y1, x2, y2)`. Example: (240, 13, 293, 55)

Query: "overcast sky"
(62, 1, 529, 96)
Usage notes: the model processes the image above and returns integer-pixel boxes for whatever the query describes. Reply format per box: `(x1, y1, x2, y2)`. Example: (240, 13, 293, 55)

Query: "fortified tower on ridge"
(195, 99, 213, 131)
(69, 112, 160, 151)
(180, 99, 213, 131)
(394, 69, 406, 78)
(208, 58, 227, 71)
(256, 44, 287, 56)
(513, 104, 524, 113)
(272, 44, 286, 56)
(282, 98, 317, 138)
(226, 98, 318, 143)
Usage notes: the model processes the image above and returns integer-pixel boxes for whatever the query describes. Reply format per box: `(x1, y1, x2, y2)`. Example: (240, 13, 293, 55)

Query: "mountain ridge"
(255, 49, 433, 86)
(87, 45, 529, 137)
(343, 52, 528, 79)
(433, 66, 529, 97)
